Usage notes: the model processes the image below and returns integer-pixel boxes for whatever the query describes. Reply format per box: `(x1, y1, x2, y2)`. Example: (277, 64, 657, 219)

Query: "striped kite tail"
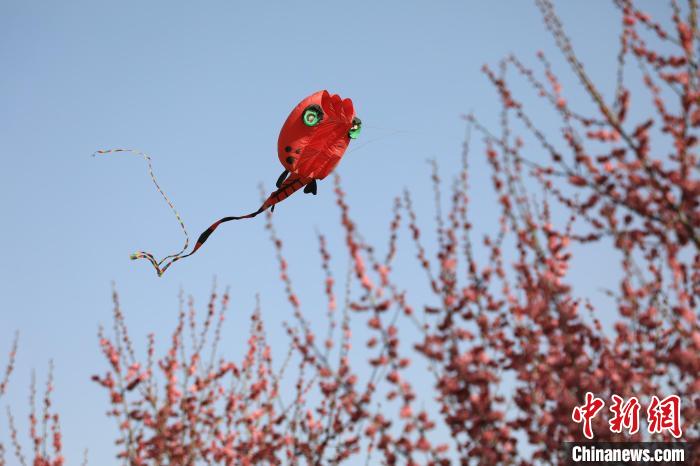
(152, 207, 266, 276)
(95, 148, 308, 276)
(153, 177, 312, 275)
(94, 148, 193, 276)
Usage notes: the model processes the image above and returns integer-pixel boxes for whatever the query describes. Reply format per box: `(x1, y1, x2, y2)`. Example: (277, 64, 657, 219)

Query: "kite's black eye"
(302, 104, 323, 127)
(348, 117, 362, 139)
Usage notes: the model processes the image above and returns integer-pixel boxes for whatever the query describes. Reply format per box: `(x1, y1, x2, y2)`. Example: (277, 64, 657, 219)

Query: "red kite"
(96, 90, 360, 276)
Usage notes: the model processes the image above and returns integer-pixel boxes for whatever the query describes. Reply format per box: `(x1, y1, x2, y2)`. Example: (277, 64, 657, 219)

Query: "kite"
(96, 90, 361, 276)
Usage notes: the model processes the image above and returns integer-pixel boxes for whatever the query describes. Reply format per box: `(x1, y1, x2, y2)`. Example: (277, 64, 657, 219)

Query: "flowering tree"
(0, 335, 16, 466)
(2, 0, 699, 464)
(0, 335, 67, 466)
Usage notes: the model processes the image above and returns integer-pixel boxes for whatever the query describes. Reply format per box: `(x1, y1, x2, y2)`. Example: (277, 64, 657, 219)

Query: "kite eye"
(302, 105, 323, 127)
(348, 117, 362, 139)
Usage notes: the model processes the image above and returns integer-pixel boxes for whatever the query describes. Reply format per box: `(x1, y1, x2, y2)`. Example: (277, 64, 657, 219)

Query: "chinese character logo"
(608, 394, 640, 435)
(572, 393, 683, 439)
(571, 392, 605, 439)
(647, 395, 682, 438)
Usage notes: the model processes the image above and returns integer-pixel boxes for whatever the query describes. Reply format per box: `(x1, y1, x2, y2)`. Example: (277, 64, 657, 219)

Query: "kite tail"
(150, 175, 309, 276)
(95, 149, 310, 276)
(151, 208, 266, 276)
(93, 148, 190, 266)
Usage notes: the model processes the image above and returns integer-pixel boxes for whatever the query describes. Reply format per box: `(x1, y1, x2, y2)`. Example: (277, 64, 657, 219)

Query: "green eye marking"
(302, 105, 323, 127)
(349, 117, 362, 139)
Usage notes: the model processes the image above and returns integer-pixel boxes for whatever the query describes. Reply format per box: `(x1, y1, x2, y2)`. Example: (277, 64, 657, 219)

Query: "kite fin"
(303, 179, 318, 195)
(276, 169, 289, 188)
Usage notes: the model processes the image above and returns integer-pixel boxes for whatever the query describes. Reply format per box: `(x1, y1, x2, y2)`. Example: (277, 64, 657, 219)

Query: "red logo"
(647, 395, 682, 438)
(572, 393, 683, 439)
(571, 391, 605, 439)
(608, 394, 640, 435)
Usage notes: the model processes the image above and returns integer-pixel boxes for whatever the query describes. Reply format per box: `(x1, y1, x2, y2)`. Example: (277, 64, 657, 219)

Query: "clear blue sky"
(0, 1, 668, 463)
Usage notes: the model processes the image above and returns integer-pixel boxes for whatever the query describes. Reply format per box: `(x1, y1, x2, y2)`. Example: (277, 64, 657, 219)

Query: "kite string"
(93, 148, 190, 269)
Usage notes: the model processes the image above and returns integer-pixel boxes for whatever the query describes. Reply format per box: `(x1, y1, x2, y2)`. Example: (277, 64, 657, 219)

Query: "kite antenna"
(347, 127, 412, 153)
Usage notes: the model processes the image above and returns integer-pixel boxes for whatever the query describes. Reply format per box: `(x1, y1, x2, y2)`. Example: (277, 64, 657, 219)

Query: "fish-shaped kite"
(96, 90, 361, 276)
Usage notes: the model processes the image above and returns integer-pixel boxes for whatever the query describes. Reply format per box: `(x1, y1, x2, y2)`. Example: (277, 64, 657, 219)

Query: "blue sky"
(0, 1, 669, 463)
